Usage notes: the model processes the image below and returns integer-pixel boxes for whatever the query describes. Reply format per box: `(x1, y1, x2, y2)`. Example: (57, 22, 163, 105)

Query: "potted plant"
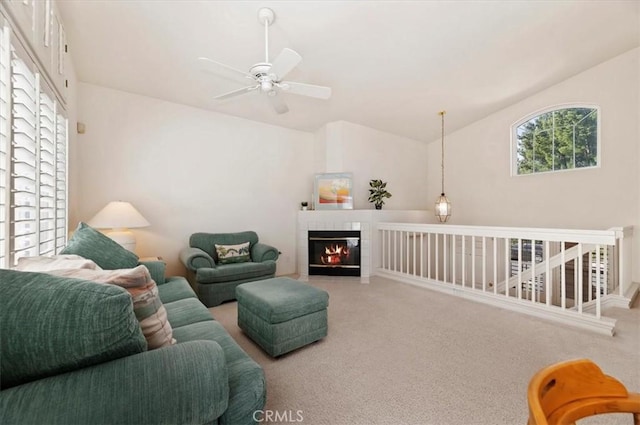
(301, 201, 309, 211)
(368, 179, 392, 210)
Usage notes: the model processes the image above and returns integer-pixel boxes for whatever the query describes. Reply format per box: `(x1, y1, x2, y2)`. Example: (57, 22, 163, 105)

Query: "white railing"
(376, 223, 636, 336)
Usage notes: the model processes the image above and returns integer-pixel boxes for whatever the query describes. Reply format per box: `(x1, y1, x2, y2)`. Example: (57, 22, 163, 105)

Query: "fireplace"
(308, 230, 361, 276)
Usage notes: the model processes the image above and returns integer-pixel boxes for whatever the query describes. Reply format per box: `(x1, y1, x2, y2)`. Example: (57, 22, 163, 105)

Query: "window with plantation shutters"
(39, 91, 56, 255)
(0, 19, 68, 268)
(10, 49, 38, 262)
(54, 110, 66, 253)
(0, 24, 9, 268)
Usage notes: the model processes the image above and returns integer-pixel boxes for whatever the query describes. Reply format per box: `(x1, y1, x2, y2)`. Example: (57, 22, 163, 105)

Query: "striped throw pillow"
(45, 266, 176, 349)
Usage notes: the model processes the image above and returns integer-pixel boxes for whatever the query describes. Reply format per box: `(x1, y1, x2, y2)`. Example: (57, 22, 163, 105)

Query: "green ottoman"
(236, 277, 329, 357)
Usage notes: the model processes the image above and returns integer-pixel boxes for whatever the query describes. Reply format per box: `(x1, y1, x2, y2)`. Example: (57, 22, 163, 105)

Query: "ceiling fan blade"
(269, 48, 302, 80)
(213, 85, 258, 100)
(198, 57, 256, 85)
(268, 93, 289, 114)
(279, 81, 332, 100)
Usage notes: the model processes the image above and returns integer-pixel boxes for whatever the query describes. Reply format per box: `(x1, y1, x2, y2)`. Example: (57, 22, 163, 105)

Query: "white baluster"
(504, 238, 510, 297)
(481, 236, 486, 292)
(400, 231, 405, 273)
(517, 238, 522, 300)
(393, 230, 397, 272)
(577, 243, 583, 313)
(435, 233, 439, 281)
(471, 236, 476, 289)
(444, 234, 448, 283)
(561, 242, 566, 310)
(493, 237, 498, 295)
(381, 229, 385, 270)
(462, 236, 466, 288)
(531, 239, 536, 303)
(596, 244, 601, 319)
(545, 240, 551, 306)
(603, 245, 608, 296)
(452, 235, 456, 285)
(412, 232, 416, 276)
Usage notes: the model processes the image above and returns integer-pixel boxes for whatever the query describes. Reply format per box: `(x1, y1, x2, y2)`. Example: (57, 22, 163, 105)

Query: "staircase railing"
(376, 223, 636, 336)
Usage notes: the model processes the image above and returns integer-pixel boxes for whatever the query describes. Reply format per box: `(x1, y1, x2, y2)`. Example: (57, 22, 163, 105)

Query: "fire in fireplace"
(321, 244, 350, 265)
(308, 230, 361, 276)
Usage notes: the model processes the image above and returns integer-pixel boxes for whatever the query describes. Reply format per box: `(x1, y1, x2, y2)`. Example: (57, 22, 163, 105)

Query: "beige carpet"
(210, 275, 640, 425)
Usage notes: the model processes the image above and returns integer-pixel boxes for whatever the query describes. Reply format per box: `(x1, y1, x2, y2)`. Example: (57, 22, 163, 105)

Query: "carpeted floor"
(210, 275, 640, 425)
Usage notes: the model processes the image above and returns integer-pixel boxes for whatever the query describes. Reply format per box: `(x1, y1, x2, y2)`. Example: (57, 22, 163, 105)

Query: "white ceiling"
(58, 0, 640, 143)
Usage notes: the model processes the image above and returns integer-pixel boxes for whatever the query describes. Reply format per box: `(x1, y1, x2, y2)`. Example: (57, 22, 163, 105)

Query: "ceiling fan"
(198, 8, 331, 114)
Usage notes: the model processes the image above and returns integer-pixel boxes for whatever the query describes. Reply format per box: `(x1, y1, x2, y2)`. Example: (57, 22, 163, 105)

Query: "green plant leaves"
(368, 179, 392, 206)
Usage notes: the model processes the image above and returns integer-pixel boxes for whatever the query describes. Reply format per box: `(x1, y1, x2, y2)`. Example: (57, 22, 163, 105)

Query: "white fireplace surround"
(298, 210, 430, 283)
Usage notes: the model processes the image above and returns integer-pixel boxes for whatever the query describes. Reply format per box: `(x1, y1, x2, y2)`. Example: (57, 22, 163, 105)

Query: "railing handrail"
(377, 222, 619, 245)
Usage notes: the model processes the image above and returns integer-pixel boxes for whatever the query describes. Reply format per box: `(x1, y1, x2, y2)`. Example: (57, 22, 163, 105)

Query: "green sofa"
(0, 258, 265, 424)
(180, 231, 279, 307)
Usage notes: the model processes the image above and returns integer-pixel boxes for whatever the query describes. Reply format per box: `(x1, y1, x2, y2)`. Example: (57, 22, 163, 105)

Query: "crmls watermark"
(253, 409, 304, 423)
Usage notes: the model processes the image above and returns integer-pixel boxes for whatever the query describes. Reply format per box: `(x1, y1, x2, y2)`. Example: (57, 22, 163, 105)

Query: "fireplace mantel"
(297, 210, 430, 283)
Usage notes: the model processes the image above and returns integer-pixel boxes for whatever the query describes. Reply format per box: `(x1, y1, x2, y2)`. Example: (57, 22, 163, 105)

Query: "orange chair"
(527, 359, 640, 425)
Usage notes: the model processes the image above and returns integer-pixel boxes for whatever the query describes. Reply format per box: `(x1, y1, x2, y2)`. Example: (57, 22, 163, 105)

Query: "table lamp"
(88, 201, 150, 252)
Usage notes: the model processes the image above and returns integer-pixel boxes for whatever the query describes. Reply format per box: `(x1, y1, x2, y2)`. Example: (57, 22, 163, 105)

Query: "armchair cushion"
(60, 222, 139, 270)
(196, 261, 276, 284)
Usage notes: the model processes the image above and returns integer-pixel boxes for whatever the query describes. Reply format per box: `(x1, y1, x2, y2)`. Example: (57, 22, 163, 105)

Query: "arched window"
(512, 105, 600, 175)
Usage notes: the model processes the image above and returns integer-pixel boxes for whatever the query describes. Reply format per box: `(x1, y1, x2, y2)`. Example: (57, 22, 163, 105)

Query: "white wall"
(65, 59, 79, 232)
(72, 83, 314, 275)
(425, 48, 640, 281)
(315, 121, 430, 210)
(72, 85, 430, 277)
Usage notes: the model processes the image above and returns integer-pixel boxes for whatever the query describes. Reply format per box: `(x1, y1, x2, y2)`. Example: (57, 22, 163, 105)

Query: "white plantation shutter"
(10, 49, 38, 262)
(0, 24, 10, 268)
(0, 21, 68, 268)
(54, 110, 66, 252)
(39, 90, 55, 254)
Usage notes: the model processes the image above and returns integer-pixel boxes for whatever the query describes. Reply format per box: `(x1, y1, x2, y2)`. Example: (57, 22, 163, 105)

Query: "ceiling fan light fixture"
(260, 80, 273, 92)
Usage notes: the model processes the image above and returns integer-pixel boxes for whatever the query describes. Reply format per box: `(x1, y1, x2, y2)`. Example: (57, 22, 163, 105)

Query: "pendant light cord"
(440, 110, 446, 195)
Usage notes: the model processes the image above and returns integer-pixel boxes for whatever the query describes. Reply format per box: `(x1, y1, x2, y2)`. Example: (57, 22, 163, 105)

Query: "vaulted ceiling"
(58, 1, 639, 143)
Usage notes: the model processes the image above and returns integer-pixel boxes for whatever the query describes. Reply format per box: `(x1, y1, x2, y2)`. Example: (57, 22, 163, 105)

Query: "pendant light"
(435, 110, 451, 222)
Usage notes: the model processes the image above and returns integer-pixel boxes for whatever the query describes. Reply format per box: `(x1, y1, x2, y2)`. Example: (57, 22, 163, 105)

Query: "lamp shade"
(88, 201, 150, 229)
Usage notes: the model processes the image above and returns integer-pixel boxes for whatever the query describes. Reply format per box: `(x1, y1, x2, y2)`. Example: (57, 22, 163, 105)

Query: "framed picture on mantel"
(314, 173, 353, 210)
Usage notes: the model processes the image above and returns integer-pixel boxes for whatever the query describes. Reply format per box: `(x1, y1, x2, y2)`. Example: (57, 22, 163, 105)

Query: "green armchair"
(180, 231, 279, 307)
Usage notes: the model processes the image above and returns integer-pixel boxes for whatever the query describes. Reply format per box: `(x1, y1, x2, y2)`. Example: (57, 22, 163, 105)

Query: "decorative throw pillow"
(215, 242, 251, 264)
(60, 222, 139, 270)
(46, 266, 176, 349)
(15, 254, 99, 272)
